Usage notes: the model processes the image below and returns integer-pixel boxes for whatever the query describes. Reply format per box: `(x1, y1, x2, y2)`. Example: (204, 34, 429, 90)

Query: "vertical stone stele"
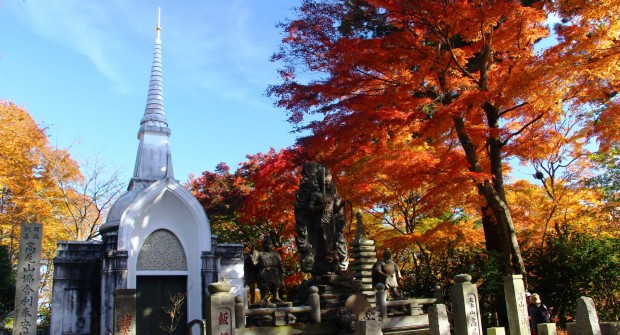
(13, 223, 43, 335)
(575, 296, 601, 335)
(450, 274, 483, 335)
(502, 275, 531, 335)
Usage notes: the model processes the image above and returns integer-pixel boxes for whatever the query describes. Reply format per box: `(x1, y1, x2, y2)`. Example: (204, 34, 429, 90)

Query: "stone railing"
(375, 283, 436, 318)
(236, 286, 321, 328)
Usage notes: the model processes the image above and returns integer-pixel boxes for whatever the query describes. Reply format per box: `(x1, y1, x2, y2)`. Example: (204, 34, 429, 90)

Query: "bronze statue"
(372, 248, 402, 299)
(250, 236, 285, 303)
(294, 162, 349, 276)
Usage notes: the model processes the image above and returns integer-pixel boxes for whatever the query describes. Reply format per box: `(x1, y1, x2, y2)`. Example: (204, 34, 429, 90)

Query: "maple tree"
(0, 101, 93, 321)
(188, 162, 259, 244)
(269, 0, 620, 277)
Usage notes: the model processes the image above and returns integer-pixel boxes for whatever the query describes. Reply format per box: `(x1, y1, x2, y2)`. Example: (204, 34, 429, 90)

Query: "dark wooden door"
(136, 276, 187, 335)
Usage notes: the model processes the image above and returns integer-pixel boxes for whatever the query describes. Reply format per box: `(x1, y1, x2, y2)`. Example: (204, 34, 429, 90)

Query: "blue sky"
(0, 1, 301, 183)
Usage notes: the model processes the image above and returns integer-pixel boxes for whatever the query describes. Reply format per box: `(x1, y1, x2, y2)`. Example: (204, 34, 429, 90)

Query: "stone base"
(293, 275, 362, 321)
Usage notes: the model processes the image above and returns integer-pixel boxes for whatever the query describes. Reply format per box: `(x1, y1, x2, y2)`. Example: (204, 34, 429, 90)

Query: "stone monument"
(450, 274, 483, 335)
(575, 296, 601, 335)
(502, 275, 530, 335)
(13, 223, 42, 335)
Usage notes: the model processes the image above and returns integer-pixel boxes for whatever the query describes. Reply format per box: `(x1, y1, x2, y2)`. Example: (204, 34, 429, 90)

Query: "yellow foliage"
(0, 101, 82, 299)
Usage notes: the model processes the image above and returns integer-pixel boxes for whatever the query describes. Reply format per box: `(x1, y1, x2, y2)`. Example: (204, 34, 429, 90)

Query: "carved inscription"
(13, 223, 42, 335)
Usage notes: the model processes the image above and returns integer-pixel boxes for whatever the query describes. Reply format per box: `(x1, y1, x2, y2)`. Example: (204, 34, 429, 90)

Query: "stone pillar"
(114, 289, 136, 335)
(349, 212, 377, 304)
(309, 286, 321, 324)
(376, 284, 387, 319)
(450, 274, 483, 335)
(13, 223, 42, 335)
(537, 323, 558, 335)
(502, 275, 530, 335)
(101, 249, 128, 335)
(428, 304, 451, 335)
(235, 296, 245, 329)
(575, 296, 601, 335)
(206, 281, 236, 335)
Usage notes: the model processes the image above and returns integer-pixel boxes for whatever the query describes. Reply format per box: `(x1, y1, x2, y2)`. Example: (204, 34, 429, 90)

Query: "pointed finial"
(156, 7, 161, 42)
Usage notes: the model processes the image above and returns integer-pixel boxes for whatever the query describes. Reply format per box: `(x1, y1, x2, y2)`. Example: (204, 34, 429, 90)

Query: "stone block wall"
(51, 241, 103, 335)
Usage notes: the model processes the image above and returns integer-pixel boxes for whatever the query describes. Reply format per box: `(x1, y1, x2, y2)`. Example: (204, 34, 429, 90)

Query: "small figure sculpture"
(251, 236, 285, 304)
(294, 162, 350, 276)
(372, 248, 402, 299)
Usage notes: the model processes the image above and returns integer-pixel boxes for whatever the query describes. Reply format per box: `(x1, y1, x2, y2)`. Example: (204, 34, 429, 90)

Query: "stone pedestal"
(450, 274, 482, 335)
(503, 275, 530, 335)
(295, 274, 361, 321)
(428, 304, 450, 335)
(537, 323, 557, 335)
(206, 281, 236, 335)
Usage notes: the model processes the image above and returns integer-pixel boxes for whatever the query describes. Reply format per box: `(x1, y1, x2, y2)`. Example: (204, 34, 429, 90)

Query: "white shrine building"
(51, 14, 245, 335)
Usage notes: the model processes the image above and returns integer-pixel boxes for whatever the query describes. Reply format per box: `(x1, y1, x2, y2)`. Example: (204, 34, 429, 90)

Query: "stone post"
(376, 284, 387, 319)
(487, 328, 506, 335)
(206, 281, 236, 335)
(235, 296, 245, 329)
(450, 274, 483, 335)
(575, 296, 601, 335)
(503, 275, 530, 335)
(428, 304, 451, 335)
(537, 323, 558, 335)
(114, 289, 136, 335)
(13, 223, 42, 335)
(309, 286, 321, 324)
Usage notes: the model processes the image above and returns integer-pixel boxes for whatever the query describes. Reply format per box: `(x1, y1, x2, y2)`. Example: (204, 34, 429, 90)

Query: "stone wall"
(51, 241, 103, 335)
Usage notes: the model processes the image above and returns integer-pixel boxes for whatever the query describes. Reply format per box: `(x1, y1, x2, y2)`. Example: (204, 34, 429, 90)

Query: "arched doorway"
(136, 229, 188, 334)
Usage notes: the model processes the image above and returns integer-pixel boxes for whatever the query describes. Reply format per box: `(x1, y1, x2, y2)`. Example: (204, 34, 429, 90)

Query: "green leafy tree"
(527, 230, 620, 325)
(587, 145, 620, 224)
(0, 245, 15, 332)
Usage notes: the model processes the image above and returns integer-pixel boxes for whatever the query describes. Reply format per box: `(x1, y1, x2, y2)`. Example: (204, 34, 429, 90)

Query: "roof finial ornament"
(156, 7, 161, 42)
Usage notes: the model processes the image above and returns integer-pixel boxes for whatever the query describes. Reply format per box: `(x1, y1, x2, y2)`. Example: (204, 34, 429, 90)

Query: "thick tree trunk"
(452, 115, 526, 276)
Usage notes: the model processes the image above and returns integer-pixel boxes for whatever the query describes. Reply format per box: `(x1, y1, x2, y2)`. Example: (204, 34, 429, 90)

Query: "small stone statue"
(372, 248, 402, 299)
(251, 236, 285, 304)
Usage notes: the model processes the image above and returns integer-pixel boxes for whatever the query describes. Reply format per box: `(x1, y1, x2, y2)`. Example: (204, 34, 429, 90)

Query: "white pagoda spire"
(132, 8, 174, 184)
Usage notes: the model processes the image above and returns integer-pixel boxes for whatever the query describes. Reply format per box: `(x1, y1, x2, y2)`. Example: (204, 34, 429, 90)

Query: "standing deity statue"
(372, 248, 402, 299)
(294, 162, 349, 276)
(250, 236, 285, 304)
